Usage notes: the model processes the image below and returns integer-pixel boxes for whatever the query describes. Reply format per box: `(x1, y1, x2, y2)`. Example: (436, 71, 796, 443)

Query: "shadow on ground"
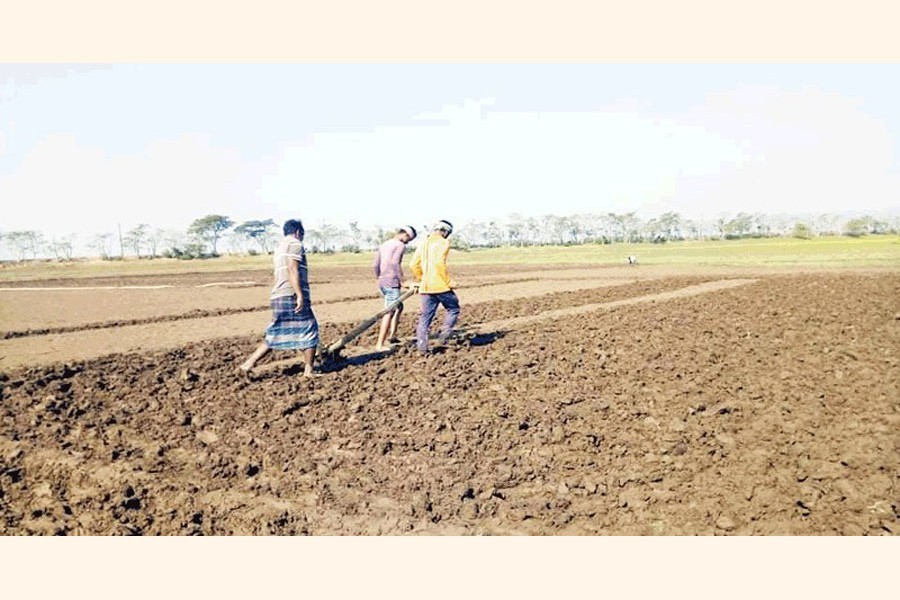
(314, 330, 509, 374)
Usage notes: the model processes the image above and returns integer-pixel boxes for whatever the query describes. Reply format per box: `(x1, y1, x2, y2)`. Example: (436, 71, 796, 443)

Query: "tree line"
(2, 211, 898, 262)
(452, 212, 899, 248)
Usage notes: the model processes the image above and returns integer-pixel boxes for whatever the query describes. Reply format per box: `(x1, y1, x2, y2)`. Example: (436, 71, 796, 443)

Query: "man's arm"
(409, 244, 423, 282)
(288, 257, 304, 311)
(394, 243, 406, 285)
(441, 238, 456, 289)
(373, 247, 381, 278)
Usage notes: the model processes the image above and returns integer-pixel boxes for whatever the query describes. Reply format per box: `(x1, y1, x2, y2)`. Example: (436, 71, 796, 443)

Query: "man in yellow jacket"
(410, 219, 460, 354)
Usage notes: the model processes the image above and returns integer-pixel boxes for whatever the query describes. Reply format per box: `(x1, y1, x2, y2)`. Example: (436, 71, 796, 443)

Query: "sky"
(2, 64, 899, 245)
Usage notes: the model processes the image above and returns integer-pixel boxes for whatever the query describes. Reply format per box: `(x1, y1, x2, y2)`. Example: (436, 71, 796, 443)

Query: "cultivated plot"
(1, 271, 896, 534)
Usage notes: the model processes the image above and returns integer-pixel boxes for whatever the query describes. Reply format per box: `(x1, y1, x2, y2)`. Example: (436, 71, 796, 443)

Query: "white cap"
(433, 220, 454, 235)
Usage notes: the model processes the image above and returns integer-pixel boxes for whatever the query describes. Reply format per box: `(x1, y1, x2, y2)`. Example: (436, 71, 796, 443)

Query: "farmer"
(240, 219, 319, 377)
(410, 219, 460, 355)
(373, 225, 418, 351)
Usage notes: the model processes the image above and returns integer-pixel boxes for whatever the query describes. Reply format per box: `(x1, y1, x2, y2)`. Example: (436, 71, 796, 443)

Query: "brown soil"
(0, 263, 572, 289)
(0, 276, 575, 340)
(1, 273, 897, 535)
(0, 270, 657, 369)
(0, 264, 639, 336)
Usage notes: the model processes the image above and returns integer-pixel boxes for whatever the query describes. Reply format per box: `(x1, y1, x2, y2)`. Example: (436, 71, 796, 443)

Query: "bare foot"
(375, 343, 393, 352)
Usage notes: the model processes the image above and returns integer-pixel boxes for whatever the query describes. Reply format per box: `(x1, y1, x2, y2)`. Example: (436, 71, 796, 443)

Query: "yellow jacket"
(409, 232, 455, 293)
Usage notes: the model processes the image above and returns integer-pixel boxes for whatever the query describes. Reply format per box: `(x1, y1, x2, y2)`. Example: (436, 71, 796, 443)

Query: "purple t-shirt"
(374, 238, 405, 288)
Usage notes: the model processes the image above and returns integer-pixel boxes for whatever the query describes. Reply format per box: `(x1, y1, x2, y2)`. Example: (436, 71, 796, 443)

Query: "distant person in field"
(627, 255, 638, 266)
(373, 225, 418, 351)
(410, 220, 460, 355)
(240, 219, 319, 377)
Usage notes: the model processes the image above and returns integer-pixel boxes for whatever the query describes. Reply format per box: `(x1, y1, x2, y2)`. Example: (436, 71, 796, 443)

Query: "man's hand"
(294, 297, 305, 313)
(407, 282, 420, 291)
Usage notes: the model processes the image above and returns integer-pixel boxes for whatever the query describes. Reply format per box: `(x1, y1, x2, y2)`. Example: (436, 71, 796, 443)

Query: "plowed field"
(1, 269, 897, 535)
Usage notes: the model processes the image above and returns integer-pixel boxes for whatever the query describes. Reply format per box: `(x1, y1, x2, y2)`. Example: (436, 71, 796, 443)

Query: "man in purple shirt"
(373, 225, 417, 350)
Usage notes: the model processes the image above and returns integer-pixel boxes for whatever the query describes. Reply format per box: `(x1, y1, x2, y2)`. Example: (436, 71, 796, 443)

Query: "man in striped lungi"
(240, 219, 320, 376)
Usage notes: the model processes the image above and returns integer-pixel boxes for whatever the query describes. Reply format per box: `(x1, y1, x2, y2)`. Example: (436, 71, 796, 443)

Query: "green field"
(451, 236, 900, 267)
(1, 236, 898, 283)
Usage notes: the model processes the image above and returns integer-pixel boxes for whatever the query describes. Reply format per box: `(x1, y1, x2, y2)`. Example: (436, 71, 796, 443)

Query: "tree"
(346, 221, 363, 252)
(605, 212, 641, 243)
(579, 212, 603, 244)
(234, 219, 277, 253)
(366, 225, 387, 248)
(620, 213, 642, 243)
(124, 224, 150, 257)
(224, 231, 246, 255)
(684, 219, 703, 241)
(146, 228, 166, 258)
(766, 214, 793, 237)
(485, 221, 504, 247)
(843, 217, 872, 237)
(642, 218, 665, 243)
(316, 223, 342, 252)
(713, 216, 728, 240)
(4, 232, 24, 260)
(462, 220, 488, 247)
(4, 230, 43, 260)
(792, 222, 813, 240)
(305, 223, 344, 252)
(657, 212, 684, 241)
(25, 231, 42, 258)
(606, 213, 626, 243)
(506, 213, 525, 246)
(523, 216, 541, 246)
(46, 236, 75, 261)
(449, 235, 471, 251)
(724, 213, 753, 238)
(89, 233, 115, 259)
(871, 219, 892, 235)
(162, 229, 186, 254)
(305, 229, 324, 253)
(563, 216, 584, 245)
(543, 214, 567, 245)
(187, 214, 234, 255)
(751, 213, 771, 238)
(814, 213, 841, 236)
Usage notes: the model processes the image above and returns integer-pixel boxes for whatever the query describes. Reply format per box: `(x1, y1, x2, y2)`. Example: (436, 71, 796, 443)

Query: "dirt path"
(466, 279, 758, 334)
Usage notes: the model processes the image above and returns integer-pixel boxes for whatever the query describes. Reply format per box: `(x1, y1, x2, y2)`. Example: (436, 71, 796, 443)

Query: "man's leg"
(240, 341, 270, 371)
(376, 313, 393, 349)
(416, 293, 440, 353)
(388, 303, 403, 341)
(301, 347, 316, 377)
(437, 291, 461, 341)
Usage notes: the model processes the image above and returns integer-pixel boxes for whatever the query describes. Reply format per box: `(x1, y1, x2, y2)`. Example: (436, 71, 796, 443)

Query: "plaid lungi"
(264, 295, 320, 350)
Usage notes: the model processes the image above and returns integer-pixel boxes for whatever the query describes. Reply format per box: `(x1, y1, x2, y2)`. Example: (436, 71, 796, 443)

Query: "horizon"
(2, 207, 897, 261)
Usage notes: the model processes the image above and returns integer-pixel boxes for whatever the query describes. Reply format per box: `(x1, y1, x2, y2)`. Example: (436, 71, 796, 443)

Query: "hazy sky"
(2, 64, 899, 240)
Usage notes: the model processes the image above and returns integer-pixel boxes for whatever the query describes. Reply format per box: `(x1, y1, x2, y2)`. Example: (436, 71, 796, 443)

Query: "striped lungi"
(264, 295, 320, 350)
